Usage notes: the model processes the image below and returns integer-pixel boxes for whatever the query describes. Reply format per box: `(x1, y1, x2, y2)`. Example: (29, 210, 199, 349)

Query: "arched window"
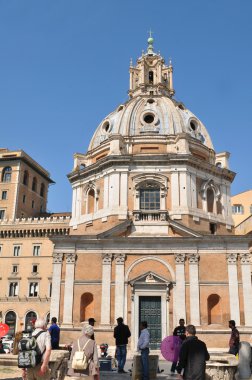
(32, 177, 37, 192)
(80, 293, 94, 322)
(23, 170, 29, 186)
(5, 311, 16, 335)
(88, 189, 95, 214)
(40, 183, 45, 197)
(2, 167, 12, 182)
(207, 188, 214, 213)
(207, 294, 222, 324)
(25, 311, 37, 331)
(140, 184, 160, 210)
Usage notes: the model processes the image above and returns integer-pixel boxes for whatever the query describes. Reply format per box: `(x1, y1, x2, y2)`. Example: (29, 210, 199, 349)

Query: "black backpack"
(18, 330, 46, 368)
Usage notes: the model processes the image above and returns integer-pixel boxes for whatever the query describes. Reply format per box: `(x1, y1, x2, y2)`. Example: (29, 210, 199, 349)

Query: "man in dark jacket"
(114, 317, 131, 373)
(228, 320, 240, 355)
(176, 324, 209, 380)
(170, 318, 186, 373)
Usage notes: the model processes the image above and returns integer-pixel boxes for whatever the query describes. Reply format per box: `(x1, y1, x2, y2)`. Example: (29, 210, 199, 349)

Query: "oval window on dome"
(102, 120, 111, 134)
(189, 120, 198, 131)
(144, 114, 155, 124)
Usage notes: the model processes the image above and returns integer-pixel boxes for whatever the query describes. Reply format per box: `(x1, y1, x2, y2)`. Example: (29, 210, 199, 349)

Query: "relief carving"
(226, 253, 238, 264)
(53, 252, 63, 264)
(65, 253, 76, 264)
(114, 253, 125, 264)
(102, 253, 112, 264)
(175, 253, 186, 264)
(188, 253, 199, 264)
(240, 252, 251, 265)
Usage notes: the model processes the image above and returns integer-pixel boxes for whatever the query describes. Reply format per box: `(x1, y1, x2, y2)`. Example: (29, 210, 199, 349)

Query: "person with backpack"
(67, 324, 100, 379)
(20, 318, 51, 380)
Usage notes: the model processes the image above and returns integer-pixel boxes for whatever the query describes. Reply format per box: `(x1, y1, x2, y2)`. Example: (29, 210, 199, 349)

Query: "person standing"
(22, 318, 52, 380)
(88, 318, 96, 340)
(170, 318, 186, 374)
(48, 317, 60, 350)
(176, 324, 209, 380)
(137, 321, 150, 380)
(228, 320, 240, 355)
(113, 317, 131, 373)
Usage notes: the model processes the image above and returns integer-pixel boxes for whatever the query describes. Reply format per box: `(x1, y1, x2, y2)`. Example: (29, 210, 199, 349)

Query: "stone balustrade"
(133, 210, 168, 222)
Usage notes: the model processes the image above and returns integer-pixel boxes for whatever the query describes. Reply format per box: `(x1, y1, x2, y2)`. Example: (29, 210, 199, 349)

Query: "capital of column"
(102, 253, 113, 265)
(188, 253, 199, 264)
(240, 252, 251, 265)
(175, 253, 186, 264)
(226, 253, 238, 264)
(53, 252, 63, 264)
(65, 252, 76, 264)
(114, 253, 126, 264)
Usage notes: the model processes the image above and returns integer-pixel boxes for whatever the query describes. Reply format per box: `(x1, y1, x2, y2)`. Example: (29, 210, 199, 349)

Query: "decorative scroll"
(114, 253, 125, 264)
(53, 252, 63, 264)
(175, 253, 186, 264)
(240, 252, 251, 265)
(102, 253, 112, 265)
(226, 253, 238, 264)
(188, 253, 199, 264)
(65, 253, 76, 264)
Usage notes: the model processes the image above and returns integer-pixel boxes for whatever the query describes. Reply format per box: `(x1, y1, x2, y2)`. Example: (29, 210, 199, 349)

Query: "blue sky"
(0, 0, 251, 212)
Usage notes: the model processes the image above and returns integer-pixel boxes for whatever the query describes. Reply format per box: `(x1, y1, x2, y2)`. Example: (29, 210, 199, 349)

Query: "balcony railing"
(133, 210, 168, 222)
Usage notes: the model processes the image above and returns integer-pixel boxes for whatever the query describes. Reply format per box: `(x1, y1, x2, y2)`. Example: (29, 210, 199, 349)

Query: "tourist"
(176, 324, 209, 380)
(23, 318, 51, 380)
(113, 317, 131, 373)
(88, 318, 96, 340)
(170, 318, 186, 374)
(48, 317, 60, 350)
(137, 321, 150, 380)
(228, 320, 240, 355)
(67, 324, 99, 379)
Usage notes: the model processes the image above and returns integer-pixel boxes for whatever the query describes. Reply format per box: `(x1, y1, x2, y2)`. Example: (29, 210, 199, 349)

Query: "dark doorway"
(139, 296, 161, 349)
(5, 311, 16, 336)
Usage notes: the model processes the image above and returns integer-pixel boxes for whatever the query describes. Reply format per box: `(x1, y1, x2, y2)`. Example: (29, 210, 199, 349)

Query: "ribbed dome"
(88, 96, 214, 151)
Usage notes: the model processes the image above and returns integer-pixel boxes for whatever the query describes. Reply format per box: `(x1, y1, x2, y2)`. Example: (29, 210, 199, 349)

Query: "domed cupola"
(88, 35, 213, 152)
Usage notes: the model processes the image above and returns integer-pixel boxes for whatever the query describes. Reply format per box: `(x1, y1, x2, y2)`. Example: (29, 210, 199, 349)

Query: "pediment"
(129, 271, 170, 285)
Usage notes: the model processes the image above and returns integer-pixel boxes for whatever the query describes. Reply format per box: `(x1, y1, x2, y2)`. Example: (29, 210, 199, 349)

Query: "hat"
(88, 318, 96, 323)
(116, 317, 123, 323)
(83, 324, 94, 337)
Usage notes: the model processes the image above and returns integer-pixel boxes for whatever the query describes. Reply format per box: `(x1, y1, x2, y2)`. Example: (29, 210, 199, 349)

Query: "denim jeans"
(141, 347, 149, 380)
(116, 344, 127, 370)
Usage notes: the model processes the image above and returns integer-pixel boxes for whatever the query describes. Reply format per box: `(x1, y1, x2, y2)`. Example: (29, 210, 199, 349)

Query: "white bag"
(72, 339, 91, 370)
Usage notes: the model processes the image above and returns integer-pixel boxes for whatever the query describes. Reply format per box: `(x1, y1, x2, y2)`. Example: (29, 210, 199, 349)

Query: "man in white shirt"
(137, 321, 150, 380)
(22, 318, 51, 380)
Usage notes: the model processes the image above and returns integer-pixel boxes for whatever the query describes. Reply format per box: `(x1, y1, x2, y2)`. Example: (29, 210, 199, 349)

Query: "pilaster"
(174, 253, 186, 324)
(101, 253, 112, 325)
(240, 252, 252, 326)
(62, 252, 76, 327)
(188, 253, 200, 326)
(226, 253, 240, 325)
(50, 252, 63, 321)
(114, 253, 126, 322)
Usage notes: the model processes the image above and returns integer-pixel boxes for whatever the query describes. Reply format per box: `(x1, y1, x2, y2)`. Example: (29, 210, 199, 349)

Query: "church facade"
(50, 38, 252, 349)
(1, 37, 252, 351)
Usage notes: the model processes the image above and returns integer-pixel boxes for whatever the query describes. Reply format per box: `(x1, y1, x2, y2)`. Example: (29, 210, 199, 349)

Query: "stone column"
(101, 253, 112, 325)
(240, 253, 252, 326)
(174, 253, 186, 324)
(227, 253, 240, 325)
(188, 253, 200, 325)
(114, 253, 125, 322)
(62, 252, 76, 327)
(50, 252, 63, 321)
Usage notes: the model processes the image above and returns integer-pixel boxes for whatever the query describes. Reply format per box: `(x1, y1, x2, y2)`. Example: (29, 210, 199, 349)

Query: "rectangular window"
(140, 188, 160, 210)
(33, 246, 41, 256)
(32, 264, 38, 273)
(32, 200, 35, 208)
(23, 195, 26, 204)
(49, 283, 52, 298)
(9, 282, 18, 297)
(0, 210, 5, 220)
(29, 282, 38, 297)
(1, 191, 7, 200)
(13, 246, 20, 257)
(232, 204, 244, 214)
(12, 265, 18, 273)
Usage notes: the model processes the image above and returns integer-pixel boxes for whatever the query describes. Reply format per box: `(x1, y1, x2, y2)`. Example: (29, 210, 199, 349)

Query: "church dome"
(88, 95, 213, 151)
